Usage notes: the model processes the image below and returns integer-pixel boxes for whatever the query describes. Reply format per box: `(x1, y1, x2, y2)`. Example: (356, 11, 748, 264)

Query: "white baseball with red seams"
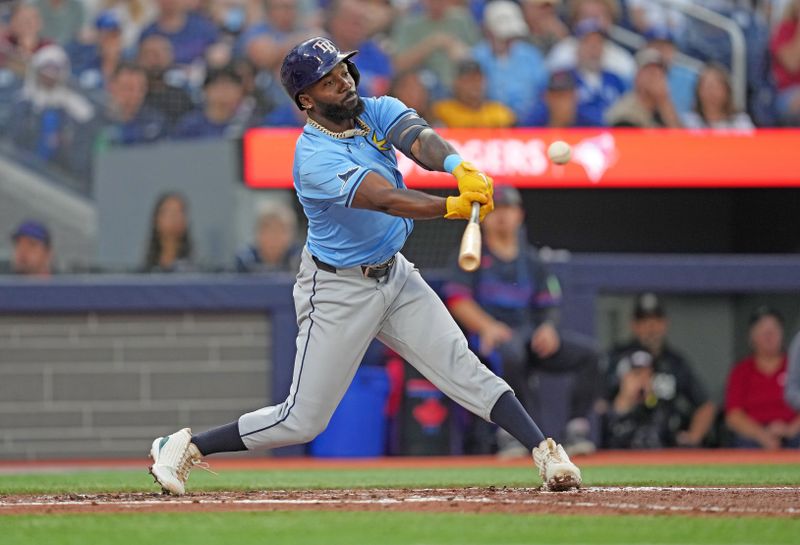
(548, 141, 572, 165)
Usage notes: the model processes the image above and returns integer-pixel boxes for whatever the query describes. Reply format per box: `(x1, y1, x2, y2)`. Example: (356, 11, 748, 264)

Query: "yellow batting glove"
(444, 191, 494, 222)
(453, 161, 494, 197)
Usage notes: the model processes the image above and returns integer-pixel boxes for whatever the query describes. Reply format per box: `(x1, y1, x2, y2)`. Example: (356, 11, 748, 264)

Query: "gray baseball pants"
(237, 248, 511, 449)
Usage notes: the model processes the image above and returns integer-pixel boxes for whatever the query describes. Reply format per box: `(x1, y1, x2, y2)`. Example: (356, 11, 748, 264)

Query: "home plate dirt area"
(1, 452, 798, 518)
(1, 486, 798, 518)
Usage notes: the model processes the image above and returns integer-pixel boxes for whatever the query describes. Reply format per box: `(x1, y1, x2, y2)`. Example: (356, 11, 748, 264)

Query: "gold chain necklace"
(306, 116, 370, 139)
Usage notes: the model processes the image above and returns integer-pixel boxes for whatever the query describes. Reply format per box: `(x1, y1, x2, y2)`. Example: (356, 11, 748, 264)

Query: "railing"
(609, 0, 748, 111)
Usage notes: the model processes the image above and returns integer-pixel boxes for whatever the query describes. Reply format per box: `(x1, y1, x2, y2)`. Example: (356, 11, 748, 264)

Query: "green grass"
(1, 511, 796, 545)
(1, 464, 798, 545)
(1, 464, 799, 495)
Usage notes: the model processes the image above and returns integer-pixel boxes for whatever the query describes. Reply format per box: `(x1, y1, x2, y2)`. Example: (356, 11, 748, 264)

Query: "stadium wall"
(2, 258, 800, 459)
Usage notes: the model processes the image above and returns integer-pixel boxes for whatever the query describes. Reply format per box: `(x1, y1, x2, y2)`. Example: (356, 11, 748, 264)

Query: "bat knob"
(459, 254, 480, 272)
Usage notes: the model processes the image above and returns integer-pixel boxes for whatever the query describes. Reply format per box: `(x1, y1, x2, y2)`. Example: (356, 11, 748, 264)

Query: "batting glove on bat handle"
(444, 191, 494, 221)
(452, 161, 494, 197)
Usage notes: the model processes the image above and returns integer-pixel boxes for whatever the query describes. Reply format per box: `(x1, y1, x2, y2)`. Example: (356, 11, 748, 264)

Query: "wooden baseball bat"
(458, 202, 482, 272)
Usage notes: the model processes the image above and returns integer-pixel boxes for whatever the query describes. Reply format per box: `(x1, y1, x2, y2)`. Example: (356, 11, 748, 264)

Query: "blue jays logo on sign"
(312, 39, 338, 55)
(337, 166, 359, 194)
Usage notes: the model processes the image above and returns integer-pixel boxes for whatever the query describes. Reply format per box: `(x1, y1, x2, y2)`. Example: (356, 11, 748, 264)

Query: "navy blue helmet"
(280, 37, 360, 110)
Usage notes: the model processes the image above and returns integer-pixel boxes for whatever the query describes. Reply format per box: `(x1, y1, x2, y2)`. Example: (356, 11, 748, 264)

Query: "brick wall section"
(0, 313, 271, 460)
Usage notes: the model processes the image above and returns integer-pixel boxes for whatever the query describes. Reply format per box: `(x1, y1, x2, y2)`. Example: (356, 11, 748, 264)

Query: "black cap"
(494, 185, 522, 206)
(456, 59, 482, 77)
(748, 305, 784, 327)
(548, 70, 576, 91)
(203, 65, 243, 88)
(633, 292, 665, 319)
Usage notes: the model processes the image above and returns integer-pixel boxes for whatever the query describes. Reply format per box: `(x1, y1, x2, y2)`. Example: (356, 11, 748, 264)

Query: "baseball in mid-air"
(548, 140, 572, 165)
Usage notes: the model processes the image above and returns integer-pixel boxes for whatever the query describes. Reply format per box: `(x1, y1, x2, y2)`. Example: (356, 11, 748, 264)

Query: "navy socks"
(490, 391, 545, 451)
(191, 421, 247, 456)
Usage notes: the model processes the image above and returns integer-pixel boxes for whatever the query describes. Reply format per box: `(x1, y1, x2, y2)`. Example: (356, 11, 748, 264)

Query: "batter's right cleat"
(532, 437, 582, 491)
(148, 428, 203, 495)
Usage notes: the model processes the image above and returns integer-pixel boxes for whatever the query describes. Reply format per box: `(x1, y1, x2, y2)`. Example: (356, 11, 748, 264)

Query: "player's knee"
(295, 421, 328, 444)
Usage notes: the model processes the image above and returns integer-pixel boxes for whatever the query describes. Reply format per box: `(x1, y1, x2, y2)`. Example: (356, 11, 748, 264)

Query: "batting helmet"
(280, 37, 361, 110)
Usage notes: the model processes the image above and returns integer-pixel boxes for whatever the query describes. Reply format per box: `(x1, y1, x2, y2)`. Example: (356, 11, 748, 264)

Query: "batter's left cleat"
(532, 437, 582, 491)
(148, 428, 204, 495)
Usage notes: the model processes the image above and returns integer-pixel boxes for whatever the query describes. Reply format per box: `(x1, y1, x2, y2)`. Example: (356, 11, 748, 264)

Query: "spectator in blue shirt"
(643, 25, 698, 117)
(472, 0, 548, 122)
(571, 18, 627, 126)
(522, 70, 579, 127)
(326, 0, 393, 97)
(139, 0, 219, 65)
(10, 45, 96, 180)
(101, 63, 166, 145)
(0, 66, 23, 131)
(65, 11, 124, 95)
(172, 65, 257, 139)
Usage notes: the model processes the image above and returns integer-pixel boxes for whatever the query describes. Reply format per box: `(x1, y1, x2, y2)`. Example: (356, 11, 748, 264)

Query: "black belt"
(312, 255, 396, 279)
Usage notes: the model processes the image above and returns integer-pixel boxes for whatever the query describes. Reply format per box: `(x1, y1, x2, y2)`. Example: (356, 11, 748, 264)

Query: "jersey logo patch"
(372, 131, 390, 151)
(337, 167, 359, 194)
(312, 39, 337, 54)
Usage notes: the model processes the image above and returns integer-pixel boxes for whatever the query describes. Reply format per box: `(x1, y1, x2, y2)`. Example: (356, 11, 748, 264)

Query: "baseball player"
(148, 37, 581, 495)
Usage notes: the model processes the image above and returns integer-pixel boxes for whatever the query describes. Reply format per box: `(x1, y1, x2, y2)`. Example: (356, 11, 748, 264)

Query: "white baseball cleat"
(532, 437, 582, 491)
(148, 428, 203, 495)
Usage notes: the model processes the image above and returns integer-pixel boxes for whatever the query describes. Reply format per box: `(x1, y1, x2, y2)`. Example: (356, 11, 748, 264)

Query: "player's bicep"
(350, 172, 398, 211)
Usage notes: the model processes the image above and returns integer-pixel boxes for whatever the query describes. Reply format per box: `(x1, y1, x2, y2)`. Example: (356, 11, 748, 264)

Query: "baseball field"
(1, 450, 798, 545)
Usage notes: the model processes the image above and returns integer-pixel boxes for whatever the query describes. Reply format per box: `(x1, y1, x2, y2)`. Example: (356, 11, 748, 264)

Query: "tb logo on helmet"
(312, 39, 338, 55)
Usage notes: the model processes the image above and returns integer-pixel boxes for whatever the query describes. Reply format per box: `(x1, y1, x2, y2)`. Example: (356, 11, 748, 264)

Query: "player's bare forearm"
(351, 172, 445, 218)
(410, 128, 458, 171)
(448, 297, 498, 335)
(725, 408, 769, 441)
(372, 187, 447, 219)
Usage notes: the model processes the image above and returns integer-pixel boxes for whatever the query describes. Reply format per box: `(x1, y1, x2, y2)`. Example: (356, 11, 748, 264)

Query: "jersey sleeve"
(368, 96, 416, 135)
(297, 153, 372, 207)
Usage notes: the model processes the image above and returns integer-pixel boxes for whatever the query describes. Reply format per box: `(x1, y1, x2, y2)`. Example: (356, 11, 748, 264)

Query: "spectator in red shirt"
(770, 0, 800, 125)
(725, 306, 800, 449)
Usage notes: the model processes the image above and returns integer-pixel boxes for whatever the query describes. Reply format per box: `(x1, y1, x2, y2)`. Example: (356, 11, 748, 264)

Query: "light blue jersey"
(293, 96, 415, 268)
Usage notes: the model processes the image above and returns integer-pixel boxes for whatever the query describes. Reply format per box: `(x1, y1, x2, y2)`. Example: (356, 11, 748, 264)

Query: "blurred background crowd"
(0, 0, 799, 182)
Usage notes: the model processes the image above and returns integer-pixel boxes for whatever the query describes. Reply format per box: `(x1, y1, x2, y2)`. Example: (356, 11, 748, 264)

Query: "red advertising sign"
(242, 128, 800, 189)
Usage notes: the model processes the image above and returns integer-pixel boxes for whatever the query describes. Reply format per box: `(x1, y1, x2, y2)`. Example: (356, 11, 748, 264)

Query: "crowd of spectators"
(0, 0, 798, 180)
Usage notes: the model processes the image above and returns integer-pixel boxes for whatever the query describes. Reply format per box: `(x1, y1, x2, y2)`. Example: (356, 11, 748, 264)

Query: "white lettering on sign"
(395, 133, 618, 182)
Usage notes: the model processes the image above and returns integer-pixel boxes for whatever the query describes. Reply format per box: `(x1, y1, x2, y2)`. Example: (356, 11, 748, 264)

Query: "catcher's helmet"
(280, 37, 360, 110)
